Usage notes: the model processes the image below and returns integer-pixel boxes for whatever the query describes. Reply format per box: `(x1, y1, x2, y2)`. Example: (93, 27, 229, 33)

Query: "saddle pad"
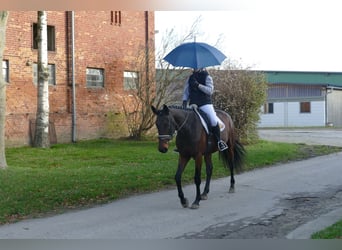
(192, 106, 225, 135)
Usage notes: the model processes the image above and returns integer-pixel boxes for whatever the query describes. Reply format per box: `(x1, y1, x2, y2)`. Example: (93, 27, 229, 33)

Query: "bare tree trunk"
(34, 11, 50, 148)
(0, 11, 8, 169)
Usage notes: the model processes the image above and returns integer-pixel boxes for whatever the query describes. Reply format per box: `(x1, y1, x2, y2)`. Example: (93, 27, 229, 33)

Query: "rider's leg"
(211, 123, 228, 151)
(200, 104, 228, 151)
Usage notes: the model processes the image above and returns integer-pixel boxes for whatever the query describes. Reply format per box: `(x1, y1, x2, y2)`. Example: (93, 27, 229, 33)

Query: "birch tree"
(33, 11, 50, 148)
(0, 11, 8, 169)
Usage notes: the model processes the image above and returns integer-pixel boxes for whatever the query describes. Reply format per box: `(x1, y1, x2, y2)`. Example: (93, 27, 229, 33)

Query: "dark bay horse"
(151, 104, 245, 209)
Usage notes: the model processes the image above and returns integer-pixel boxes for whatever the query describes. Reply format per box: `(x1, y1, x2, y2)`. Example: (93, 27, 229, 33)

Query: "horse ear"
(162, 104, 169, 115)
(151, 105, 158, 115)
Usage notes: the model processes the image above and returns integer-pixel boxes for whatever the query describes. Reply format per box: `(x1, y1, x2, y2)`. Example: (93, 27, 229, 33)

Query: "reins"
(157, 109, 190, 141)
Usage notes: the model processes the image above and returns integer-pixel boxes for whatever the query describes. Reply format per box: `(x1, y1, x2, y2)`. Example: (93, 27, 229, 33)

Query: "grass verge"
(0, 139, 341, 225)
(311, 220, 342, 239)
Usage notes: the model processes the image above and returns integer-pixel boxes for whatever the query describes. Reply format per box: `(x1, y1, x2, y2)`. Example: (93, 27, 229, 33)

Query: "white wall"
(259, 101, 326, 127)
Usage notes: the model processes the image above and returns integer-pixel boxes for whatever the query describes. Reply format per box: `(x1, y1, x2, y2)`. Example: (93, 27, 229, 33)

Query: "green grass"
(0, 139, 340, 225)
(311, 220, 342, 239)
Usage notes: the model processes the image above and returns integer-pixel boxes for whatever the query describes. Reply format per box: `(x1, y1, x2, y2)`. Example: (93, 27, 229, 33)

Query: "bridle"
(157, 110, 190, 142)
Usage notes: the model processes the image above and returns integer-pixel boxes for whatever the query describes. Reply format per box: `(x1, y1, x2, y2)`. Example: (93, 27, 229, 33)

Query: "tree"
(120, 39, 157, 139)
(0, 11, 8, 169)
(211, 61, 268, 144)
(119, 16, 204, 139)
(33, 11, 50, 148)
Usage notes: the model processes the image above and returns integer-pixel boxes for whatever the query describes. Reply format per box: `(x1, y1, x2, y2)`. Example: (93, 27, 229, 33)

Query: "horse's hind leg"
(229, 168, 235, 193)
(201, 154, 213, 200)
(228, 149, 235, 193)
(175, 156, 190, 208)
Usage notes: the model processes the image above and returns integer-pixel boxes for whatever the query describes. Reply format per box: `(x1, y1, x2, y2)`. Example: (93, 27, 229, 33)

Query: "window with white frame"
(33, 63, 56, 85)
(86, 68, 104, 88)
(2, 60, 9, 83)
(123, 71, 139, 90)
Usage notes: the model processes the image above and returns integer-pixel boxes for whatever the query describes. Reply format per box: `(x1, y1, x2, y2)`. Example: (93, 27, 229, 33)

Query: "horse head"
(151, 105, 176, 153)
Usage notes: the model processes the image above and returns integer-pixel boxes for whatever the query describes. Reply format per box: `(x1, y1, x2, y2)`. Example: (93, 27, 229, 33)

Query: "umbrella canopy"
(163, 42, 227, 69)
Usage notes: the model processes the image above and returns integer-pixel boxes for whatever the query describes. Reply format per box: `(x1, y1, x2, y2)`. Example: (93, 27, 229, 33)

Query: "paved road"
(258, 128, 342, 147)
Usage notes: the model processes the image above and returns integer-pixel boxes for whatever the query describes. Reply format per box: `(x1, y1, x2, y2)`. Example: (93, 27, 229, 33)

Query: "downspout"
(71, 11, 77, 142)
(144, 11, 149, 84)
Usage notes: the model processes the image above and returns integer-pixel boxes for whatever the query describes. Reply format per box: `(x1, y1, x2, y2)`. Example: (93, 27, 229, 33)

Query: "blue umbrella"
(163, 42, 227, 69)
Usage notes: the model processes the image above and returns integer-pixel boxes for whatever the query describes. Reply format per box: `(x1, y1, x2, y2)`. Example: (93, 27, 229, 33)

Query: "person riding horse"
(182, 68, 228, 152)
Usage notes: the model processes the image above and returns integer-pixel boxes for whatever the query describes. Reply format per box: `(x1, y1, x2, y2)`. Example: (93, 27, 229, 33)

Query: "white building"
(259, 71, 342, 127)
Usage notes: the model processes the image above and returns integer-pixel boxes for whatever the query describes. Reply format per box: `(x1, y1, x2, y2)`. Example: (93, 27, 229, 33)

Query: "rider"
(182, 68, 228, 151)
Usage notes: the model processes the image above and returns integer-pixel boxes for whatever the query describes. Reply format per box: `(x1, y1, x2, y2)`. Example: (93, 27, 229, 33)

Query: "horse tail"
(218, 139, 245, 173)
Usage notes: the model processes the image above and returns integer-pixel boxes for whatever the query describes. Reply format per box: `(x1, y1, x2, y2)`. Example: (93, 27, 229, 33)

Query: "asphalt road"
(0, 129, 341, 239)
(258, 128, 342, 147)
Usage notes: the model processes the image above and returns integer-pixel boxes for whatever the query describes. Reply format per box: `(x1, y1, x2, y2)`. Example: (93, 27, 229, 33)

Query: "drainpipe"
(71, 11, 77, 142)
(144, 11, 149, 84)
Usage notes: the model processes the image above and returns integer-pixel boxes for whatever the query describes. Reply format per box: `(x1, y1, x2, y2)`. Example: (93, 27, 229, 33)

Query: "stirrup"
(218, 140, 228, 151)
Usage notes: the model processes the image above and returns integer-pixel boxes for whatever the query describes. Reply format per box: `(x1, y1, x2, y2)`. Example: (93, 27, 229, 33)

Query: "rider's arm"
(198, 75, 214, 95)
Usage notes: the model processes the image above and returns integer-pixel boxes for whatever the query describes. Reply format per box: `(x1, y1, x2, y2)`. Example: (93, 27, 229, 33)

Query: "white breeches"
(199, 104, 219, 127)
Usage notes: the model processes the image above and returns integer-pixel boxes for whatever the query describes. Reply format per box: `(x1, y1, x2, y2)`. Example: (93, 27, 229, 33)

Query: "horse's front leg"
(191, 155, 203, 209)
(175, 155, 190, 208)
(201, 154, 213, 200)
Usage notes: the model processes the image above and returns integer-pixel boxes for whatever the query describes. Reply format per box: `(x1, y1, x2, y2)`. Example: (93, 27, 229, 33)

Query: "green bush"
(211, 66, 268, 144)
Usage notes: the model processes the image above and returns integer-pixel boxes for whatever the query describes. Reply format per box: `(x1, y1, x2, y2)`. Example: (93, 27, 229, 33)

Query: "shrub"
(211, 65, 268, 144)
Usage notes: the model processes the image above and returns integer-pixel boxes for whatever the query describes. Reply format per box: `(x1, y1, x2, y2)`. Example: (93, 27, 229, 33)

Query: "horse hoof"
(229, 187, 235, 193)
(190, 203, 199, 209)
(181, 198, 189, 208)
(201, 194, 208, 200)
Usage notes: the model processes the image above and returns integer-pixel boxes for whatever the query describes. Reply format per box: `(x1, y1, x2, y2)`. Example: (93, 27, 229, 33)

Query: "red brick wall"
(3, 11, 155, 146)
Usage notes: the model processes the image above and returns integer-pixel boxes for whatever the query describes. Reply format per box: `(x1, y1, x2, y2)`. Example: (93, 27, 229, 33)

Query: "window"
(2, 60, 9, 83)
(111, 11, 122, 25)
(86, 68, 104, 88)
(33, 63, 56, 85)
(263, 102, 274, 114)
(300, 102, 311, 113)
(123, 71, 139, 90)
(33, 23, 56, 51)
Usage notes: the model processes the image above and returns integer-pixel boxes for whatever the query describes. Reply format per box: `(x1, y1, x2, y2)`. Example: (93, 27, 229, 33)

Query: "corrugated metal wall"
(268, 84, 324, 100)
(327, 89, 342, 126)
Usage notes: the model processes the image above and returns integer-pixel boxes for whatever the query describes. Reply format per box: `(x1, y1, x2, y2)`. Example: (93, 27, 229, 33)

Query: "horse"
(151, 104, 245, 209)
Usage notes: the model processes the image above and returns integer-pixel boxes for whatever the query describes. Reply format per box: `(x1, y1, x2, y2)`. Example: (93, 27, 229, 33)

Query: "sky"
(155, 3, 342, 72)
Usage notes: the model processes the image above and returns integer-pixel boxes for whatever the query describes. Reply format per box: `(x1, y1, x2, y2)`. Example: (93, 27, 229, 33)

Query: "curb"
(286, 207, 342, 239)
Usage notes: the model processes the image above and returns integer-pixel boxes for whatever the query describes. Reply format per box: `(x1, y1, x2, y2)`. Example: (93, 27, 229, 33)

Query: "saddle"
(190, 105, 225, 135)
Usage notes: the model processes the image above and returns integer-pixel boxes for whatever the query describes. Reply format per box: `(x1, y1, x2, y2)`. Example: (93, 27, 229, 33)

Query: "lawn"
(0, 139, 340, 225)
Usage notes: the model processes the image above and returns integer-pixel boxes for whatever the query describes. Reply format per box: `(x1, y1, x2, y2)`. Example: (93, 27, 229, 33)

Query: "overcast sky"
(155, 3, 342, 72)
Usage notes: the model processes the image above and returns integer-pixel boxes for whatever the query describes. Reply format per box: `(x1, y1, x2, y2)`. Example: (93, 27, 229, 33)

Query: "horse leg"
(175, 155, 190, 208)
(191, 155, 203, 209)
(228, 149, 235, 193)
(201, 154, 213, 200)
(229, 166, 235, 193)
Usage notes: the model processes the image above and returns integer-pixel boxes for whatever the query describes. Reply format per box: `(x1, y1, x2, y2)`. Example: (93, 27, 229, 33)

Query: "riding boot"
(212, 124, 228, 151)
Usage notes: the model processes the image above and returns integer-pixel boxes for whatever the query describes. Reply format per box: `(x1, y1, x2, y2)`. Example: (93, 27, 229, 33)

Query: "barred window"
(33, 63, 56, 85)
(86, 68, 104, 88)
(33, 23, 56, 51)
(2, 60, 9, 83)
(123, 71, 138, 90)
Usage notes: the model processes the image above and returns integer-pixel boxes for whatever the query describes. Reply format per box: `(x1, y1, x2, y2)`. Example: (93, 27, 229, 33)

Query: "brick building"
(3, 11, 155, 146)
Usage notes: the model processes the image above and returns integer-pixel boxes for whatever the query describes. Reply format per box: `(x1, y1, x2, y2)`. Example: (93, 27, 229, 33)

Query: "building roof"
(263, 70, 342, 87)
